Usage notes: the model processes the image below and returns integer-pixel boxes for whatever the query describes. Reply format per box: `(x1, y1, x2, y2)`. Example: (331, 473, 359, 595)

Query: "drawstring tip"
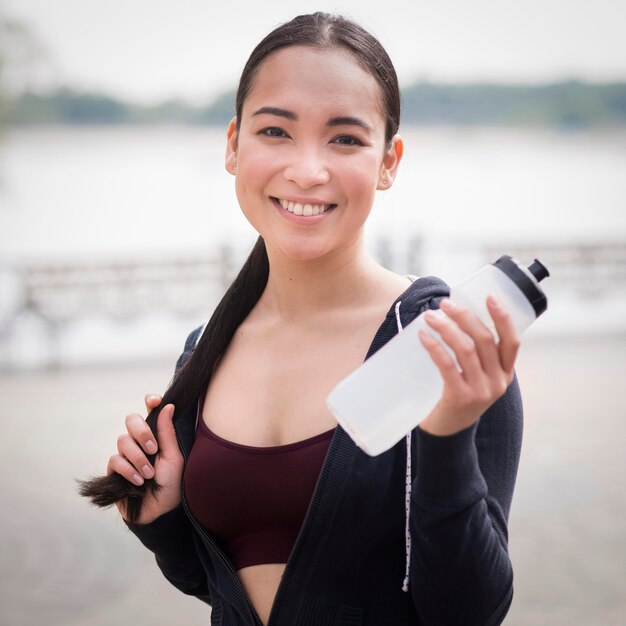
(402, 578, 409, 593)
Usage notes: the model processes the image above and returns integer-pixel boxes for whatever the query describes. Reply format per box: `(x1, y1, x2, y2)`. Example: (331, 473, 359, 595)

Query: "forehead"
(242, 46, 385, 125)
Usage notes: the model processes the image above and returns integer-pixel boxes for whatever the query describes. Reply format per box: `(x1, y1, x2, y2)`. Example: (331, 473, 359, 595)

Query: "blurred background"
(0, 1, 624, 624)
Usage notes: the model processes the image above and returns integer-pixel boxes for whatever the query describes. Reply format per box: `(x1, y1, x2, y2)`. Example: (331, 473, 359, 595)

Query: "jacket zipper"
(175, 427, 263, 626)
(265, 425, 343, 626)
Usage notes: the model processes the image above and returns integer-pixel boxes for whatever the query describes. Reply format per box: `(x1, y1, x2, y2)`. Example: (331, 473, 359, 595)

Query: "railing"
(1, 239, 624, 368)
(481, 241, 626, 296)
(17, 249, 236, 324)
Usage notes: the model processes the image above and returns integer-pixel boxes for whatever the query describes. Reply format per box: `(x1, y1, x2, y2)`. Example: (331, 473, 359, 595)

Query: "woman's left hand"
(418, 295, 520, 436)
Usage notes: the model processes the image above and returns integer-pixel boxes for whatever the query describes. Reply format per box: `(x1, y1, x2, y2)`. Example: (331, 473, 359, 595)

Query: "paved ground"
(1, 333, 624, 626)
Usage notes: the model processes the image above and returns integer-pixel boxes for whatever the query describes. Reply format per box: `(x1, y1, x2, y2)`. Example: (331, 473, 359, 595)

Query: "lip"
(270, 196, 336, 224)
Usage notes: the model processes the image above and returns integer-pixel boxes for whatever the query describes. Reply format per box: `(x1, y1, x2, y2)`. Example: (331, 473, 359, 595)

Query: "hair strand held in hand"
(76, 236, 269, 523)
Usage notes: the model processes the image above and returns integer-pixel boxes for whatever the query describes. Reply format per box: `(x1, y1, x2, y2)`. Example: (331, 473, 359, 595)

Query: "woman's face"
(226, 45, 402, 263)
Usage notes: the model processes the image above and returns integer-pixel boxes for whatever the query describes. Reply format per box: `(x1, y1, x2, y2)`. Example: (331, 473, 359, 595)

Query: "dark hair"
(236, 12, 400, 146)
(78, 12, 401, 523)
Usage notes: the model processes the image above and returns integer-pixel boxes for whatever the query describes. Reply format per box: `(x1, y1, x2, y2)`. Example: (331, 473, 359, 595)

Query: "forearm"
(125, 504, 212, 604)
(409, 382, 522, 625)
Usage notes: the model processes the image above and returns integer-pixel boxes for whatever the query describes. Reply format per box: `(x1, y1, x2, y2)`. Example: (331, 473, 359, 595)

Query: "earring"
(381, 179, 388, 186)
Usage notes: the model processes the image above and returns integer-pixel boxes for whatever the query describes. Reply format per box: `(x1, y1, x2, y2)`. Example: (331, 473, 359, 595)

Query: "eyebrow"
(327, 116, 373, 133)
(251, 107, 373, 132)
(252, 106, 297, 121)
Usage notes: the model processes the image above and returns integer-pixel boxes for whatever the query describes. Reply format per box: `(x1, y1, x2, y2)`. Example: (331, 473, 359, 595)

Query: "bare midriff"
(238, 564, 286, 625)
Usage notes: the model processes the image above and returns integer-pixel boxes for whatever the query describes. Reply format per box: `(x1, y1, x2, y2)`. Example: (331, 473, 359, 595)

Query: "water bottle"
(326, 255, 550, 456)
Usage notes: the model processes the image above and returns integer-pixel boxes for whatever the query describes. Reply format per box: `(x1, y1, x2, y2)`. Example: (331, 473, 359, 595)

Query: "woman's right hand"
(106, 394, 184, 525)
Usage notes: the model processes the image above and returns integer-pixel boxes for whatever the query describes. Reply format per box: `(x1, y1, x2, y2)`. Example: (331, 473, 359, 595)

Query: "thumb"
(155, 404, 180, 460)
(145, 393, 162, 412)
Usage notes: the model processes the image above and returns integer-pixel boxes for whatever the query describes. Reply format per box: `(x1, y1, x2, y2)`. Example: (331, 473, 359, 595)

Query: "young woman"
(80, 12, 523, 626)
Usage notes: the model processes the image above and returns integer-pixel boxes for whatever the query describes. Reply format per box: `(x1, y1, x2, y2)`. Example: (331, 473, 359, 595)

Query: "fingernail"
(440, 298, 455, 310)
(488, 294, 500, 307)
(419, 328, 437, 344)
(145, 440, 157, 453)
(133, 473, 144, 485)
(425, 310, 446, 324)
(147, 394, 160, 403)
(142, 465, 154, 479)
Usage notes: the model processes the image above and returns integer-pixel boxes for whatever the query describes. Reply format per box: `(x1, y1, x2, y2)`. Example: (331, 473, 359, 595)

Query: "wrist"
(414, 420, 487, 506)
(118, 494, 182, 526)
(136, 497, 182, 525)
(419, 403, 479, 437)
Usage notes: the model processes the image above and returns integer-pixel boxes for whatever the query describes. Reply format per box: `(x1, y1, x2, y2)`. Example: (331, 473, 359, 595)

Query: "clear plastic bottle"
(326, 255, 550, 456)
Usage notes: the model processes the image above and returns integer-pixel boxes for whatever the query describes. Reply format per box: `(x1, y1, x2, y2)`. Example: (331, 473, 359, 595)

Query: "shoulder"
(174, 324, 205, 373)
(365, 275, 450, 358)
(396, 275, 451, 324)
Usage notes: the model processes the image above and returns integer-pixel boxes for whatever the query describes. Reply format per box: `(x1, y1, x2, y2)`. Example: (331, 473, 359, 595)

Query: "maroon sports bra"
(184, 393, 335, 570)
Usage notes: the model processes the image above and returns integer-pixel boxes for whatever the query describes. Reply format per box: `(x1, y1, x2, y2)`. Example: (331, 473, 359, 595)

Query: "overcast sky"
(4, 0, 626, 103)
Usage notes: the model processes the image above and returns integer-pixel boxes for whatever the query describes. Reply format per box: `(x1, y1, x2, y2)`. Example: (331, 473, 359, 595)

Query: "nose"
(282, 146, 330, 188)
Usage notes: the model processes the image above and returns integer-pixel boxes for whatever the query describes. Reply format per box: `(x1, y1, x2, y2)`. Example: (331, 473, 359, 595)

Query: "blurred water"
(1, 126, 625, 258)
(0, 126, 625, 368)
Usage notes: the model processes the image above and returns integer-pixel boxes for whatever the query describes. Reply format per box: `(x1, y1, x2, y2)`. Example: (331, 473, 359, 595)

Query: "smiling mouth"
(272, 197, 337, 216)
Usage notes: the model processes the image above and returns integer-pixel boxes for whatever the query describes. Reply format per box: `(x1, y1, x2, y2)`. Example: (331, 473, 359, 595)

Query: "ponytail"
(77, 236, 269, 522)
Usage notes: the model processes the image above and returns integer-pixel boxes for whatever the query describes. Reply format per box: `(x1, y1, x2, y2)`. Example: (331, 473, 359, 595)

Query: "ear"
(225, 116, 238, 176)
(377, 134, 404, 190)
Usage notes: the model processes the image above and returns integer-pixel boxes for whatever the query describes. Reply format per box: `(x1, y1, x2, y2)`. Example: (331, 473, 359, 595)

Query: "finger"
(145, 393, 162, 411)
(487, 295, 520, 375)
(116, 433, 155, 479)
(424, 308, 484, 385)
(125, 412, 158, 455)
(439, 299, 502, 379)
(418, 326, 466, 393)
(155, 404, 179, 459)
(107, 454, 145, 486)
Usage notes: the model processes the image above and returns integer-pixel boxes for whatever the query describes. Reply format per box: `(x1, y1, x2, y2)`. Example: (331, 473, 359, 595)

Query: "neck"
(258, 237, 397, 321)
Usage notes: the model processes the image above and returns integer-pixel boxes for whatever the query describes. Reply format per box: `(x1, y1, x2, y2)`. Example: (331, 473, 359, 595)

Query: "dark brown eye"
(260, 127, 288, 138)
(333, 135, 363, 146)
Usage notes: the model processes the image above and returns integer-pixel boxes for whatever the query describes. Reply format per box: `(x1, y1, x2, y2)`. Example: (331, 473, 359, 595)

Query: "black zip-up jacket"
(126, 276, 523, 625)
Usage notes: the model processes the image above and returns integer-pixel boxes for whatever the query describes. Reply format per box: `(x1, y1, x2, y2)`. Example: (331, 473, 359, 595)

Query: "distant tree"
(194, 89, 236, 125)
(0, 7, 45, 133)
(400, 80, 626, 128)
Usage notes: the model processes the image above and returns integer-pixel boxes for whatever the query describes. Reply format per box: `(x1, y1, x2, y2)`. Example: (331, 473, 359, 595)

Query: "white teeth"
(276, 198, 331, 215)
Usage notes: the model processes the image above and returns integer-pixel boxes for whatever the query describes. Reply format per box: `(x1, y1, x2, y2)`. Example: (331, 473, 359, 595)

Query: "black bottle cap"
(528, 259, 550, 282)
(492, 255, 549, 317)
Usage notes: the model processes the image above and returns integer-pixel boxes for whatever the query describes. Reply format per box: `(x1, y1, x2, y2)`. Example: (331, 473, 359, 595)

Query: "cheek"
(234, 154, 270, 206)
(234, 177, 259, 228)
(237, 151, 269, 183)
(339, 158, 381, 199)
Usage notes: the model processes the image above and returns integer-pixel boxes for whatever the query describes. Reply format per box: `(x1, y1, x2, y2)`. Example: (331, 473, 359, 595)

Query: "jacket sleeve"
(123, 325, 212, 605)
(409, 375, 523, 626)
(124, 505, 212, 604)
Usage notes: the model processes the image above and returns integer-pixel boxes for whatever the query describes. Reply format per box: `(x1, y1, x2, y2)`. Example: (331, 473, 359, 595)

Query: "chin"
(275, 241, 333, 263)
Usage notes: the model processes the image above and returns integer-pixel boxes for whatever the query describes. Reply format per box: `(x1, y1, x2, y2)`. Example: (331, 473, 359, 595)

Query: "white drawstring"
(395, 301, 412, 593)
